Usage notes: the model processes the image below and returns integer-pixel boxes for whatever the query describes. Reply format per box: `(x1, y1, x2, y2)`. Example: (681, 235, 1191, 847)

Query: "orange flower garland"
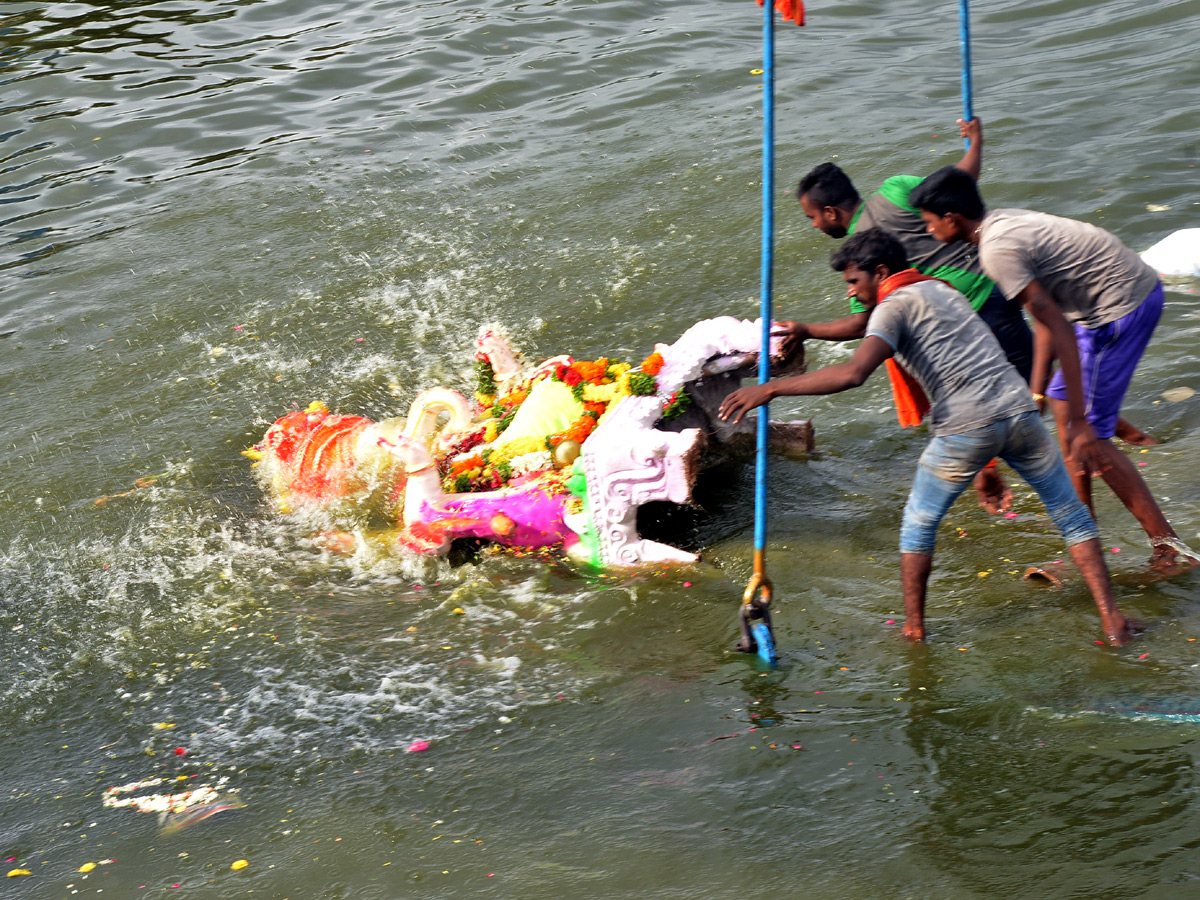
(444, 352, 666, 492)
(641, 352, 664, 376)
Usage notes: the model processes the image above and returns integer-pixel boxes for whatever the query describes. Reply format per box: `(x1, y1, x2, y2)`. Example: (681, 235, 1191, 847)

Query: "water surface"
(2, 0, 1199, 897)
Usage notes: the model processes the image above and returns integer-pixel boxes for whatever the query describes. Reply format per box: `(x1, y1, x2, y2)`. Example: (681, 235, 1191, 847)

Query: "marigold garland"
(641, 352, 664, 375)
(444, 350, 671, 493)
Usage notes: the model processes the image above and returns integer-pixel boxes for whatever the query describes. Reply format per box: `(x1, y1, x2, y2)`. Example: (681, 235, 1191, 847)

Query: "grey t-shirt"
(979, 208, 1159, 329)
(866, 279, 1036, 436)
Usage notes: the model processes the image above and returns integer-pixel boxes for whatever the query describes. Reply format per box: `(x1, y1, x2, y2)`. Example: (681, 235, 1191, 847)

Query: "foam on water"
(1, 434, 614, 769)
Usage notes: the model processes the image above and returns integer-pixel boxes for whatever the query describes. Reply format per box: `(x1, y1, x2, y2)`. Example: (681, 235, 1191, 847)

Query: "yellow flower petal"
(7, 869, 33, 877)
(231, 859, 249, 870)
(78, 862, 97, 873)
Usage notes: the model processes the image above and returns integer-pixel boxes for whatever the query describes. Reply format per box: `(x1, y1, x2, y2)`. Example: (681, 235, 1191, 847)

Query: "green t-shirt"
(846, 174, 995, 314)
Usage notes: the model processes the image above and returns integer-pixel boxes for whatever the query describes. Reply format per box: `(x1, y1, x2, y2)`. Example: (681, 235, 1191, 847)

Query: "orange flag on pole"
(756, 0, 805, 26)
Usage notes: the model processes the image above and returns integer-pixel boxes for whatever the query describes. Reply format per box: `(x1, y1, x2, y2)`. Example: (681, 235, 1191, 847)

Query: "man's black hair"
(830, 227, 909, 275)
(797, 162, 861, 210)
(909, 166, 986, 219)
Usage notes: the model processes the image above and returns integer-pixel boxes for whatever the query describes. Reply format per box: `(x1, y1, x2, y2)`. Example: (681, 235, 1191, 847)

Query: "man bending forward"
(719, 228, 1136, 646)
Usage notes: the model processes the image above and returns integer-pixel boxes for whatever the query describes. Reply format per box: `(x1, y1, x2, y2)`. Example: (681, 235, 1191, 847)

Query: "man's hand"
(773, 321, 809, 362)
(1064, 418, 1111, 479)
(958, 117, 982, 147)
(718, 384, 774, 424)
(954, 117, 983, 180)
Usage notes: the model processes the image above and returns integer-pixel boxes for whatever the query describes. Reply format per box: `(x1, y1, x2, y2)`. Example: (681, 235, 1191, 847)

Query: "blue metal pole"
(736, 0, 779, 667)
(737, 0, 779, 666)
(756, 0, 774, 557)
(958, 0, 973, 147)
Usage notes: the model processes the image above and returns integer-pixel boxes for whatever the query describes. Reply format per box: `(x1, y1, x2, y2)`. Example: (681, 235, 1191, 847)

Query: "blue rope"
(755, 0, 775, 556)
(959, 0, 973, 147)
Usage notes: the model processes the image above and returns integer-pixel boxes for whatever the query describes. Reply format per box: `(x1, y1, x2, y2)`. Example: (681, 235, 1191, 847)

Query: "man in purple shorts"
(910, 166, 1194, 569)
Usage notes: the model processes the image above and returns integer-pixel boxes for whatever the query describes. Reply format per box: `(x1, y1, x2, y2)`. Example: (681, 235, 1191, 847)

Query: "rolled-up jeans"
(900, 410, 1098, 555)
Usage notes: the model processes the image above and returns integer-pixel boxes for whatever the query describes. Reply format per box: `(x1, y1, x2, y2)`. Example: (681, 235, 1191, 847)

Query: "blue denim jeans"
(900, 410, 1098, 555)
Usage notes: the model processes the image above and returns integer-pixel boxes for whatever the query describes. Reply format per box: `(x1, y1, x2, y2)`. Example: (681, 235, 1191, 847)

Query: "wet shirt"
(866, 279, 1035, 436)
(847, 175, 994, 314)
(979, 208, 1160, 329)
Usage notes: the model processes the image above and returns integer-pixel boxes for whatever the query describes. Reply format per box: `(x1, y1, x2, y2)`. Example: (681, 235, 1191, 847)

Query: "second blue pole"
(959, 0, 973, 145)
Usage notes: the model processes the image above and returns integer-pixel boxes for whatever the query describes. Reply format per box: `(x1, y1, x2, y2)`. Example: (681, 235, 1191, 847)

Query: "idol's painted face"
(800, 193, 849, 239)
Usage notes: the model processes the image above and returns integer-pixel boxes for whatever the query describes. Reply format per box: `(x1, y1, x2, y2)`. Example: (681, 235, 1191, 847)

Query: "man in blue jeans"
(719, 228, 1136, 646)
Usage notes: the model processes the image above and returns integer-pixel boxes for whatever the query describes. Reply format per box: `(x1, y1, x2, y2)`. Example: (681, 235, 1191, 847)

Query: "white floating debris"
(1141, 228, 1200, 277)
(1162, 386, 1195, 403)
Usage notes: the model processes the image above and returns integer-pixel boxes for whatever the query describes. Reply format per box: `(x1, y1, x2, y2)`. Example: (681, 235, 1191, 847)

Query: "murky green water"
(2, 0, 1199, 897)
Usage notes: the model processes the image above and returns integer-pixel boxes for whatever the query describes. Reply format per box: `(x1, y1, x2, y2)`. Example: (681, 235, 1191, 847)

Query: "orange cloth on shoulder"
(877, 269, 936, 428)
(885, 359, 929, 428)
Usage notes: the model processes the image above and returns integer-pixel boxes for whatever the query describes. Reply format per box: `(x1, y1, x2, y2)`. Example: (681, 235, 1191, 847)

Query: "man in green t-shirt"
(787, 121, 1029, 362)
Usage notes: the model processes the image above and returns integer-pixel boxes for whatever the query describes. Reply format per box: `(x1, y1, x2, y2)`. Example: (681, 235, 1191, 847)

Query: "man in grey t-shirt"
(979, 208, 1159, 330)
(865, 276, 1036, 436)
(718, 228, 1135, 647)
(911, 166, 1192, 570)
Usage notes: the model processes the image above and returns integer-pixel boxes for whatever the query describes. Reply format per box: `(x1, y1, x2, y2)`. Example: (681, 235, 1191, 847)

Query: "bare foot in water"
(1115, 417, 1158, 446)
(1105, 617, 1146, 647)
(1149, 538, 1200, 575)
(974, 465, 1013, 515)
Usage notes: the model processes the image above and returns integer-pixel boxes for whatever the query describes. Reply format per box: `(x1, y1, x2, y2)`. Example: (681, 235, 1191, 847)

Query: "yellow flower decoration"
(581, 382, 622, 404)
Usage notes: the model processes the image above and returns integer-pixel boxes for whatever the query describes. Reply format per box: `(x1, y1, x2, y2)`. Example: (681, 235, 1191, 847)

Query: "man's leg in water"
(1000, 410, 1137, 644)
(1115, 417, 1158, 446)
(900, 429, 998, 640)
(901, 552, 934, 641)
(1045, 286, 1192, 567)
(972, 289, 1030, 514)
(1067, 538, 1136, 645)
(1049, 394, 1180, 560)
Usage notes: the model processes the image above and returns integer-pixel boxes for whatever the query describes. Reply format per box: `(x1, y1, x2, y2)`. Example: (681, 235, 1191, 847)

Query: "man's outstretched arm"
(775, 311, 869, 359)
(719, 334, 893, 424)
